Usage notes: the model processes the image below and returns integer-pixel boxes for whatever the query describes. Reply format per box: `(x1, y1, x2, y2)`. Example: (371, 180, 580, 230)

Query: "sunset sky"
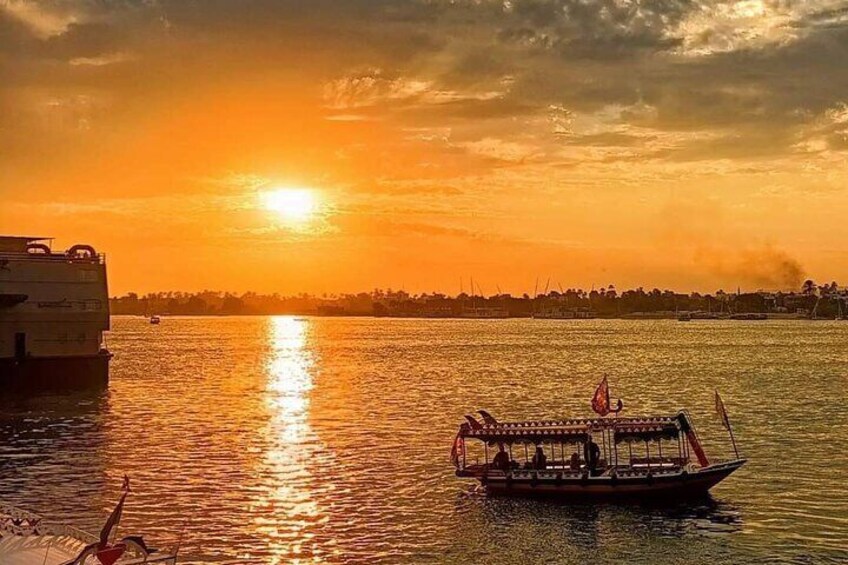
(2, 0, 848, 295)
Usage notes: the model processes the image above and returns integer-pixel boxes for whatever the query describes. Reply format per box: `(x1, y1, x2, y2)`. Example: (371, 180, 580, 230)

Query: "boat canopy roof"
(459, 413, 687, 444)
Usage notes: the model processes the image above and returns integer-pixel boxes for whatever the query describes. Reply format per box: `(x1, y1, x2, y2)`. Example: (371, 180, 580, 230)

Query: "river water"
(1, 317, 847, 564)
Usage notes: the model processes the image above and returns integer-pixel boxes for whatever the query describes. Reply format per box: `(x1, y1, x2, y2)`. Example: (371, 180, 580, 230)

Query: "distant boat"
(690, 311, 720, 320)
(677, 312, 692, 321)
(459, 306, 509, 319)
(729, 313, 767, 320)
(149, 315, 161, 324)
(533, 307, 597, 319)
(533, 309, 576, 319)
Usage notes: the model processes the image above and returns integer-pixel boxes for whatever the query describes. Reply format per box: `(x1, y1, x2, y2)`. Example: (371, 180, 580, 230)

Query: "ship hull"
(0, 351, 111, 392)
(463, 460, 745, 501)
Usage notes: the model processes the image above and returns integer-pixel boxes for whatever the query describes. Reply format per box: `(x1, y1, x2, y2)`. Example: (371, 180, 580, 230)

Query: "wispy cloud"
(69, 50, 134, 66)
(323, 68, 507, 115)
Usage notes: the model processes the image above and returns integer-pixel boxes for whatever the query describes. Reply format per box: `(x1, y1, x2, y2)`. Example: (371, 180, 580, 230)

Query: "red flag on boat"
(591, 377, 623, 416)
(592, 377, 610, 415)
(715, 390, 730, 430)
(449, 434, 465, 468)
(95, 544, 127, 565)
(64, 478, 132, 565)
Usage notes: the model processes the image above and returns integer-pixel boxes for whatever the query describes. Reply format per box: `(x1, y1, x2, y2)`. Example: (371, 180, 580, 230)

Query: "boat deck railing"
(460, 456, 690, 475)
(459, 462, 691, 480)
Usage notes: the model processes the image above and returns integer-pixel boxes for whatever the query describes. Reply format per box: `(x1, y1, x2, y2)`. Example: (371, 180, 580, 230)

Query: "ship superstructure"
(0, 236, 111, 390)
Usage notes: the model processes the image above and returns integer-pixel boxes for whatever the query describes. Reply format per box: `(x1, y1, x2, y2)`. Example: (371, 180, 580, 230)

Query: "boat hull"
(464, 460, 746, 500)
(0, 351, 111, 392)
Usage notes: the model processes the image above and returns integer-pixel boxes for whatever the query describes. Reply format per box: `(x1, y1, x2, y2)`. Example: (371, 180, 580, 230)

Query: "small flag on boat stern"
(591, 377, 623, 416)
(715, 390, 731, 429)
(450, 434, 465, 468)
(715, 389, 741, 458)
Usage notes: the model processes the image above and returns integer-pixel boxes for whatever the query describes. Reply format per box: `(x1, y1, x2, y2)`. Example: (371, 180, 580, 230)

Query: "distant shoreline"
(111, 284, 845, 320)
(113, 312, 828, 321)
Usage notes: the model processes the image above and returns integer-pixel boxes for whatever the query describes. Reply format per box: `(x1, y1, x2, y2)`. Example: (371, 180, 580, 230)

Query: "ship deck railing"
(0, 252, 105, 264)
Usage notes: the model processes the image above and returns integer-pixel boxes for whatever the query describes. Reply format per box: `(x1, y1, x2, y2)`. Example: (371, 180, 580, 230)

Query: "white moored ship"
(0, 236, 111, 390)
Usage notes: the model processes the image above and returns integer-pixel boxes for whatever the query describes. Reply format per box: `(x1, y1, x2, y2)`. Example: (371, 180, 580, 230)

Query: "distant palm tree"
(802, 279, 816, 295)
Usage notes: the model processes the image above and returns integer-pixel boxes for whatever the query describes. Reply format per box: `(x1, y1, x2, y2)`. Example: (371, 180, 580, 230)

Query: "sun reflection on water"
(251, 316, 333, 564)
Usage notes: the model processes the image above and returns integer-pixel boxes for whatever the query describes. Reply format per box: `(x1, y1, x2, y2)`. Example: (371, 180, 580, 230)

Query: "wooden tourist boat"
(451, 383, 746, 500)
(0, 480, 179, 565)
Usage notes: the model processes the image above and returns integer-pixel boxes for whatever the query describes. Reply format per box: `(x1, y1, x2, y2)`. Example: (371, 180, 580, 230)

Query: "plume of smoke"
(695, 245, 805, 290)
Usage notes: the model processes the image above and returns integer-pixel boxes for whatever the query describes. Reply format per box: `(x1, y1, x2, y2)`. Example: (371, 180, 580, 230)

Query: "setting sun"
(261, 188, 317, 223)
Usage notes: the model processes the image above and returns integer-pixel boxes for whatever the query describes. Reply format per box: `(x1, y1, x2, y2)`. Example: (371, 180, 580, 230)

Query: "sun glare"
(261, 188, 318, 223)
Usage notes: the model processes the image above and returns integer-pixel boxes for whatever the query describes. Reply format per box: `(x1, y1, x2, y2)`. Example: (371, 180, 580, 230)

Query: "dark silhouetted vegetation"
(111, 280, 847, 319)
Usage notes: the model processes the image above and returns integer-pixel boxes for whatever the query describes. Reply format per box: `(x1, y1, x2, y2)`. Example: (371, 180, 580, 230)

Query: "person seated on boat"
(532, 445, 547, 470)
(492, 444, 511, 472)
(569, 452, 581, 471)
(583, 439, 602, 476)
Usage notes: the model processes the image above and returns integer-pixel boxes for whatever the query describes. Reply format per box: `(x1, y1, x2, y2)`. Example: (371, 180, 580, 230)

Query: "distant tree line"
(111, 279, 847, 318)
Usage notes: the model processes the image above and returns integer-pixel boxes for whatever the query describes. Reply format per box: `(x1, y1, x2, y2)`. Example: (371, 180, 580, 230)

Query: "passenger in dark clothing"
(569, 452, 581, 470)
(492, 444, 511, 471)
(532, 446, 547, 470)
(583, 439, 602, 475)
